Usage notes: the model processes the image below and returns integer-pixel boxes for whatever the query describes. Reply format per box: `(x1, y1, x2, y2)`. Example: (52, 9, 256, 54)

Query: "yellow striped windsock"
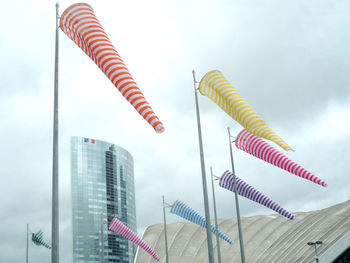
(199, 70, 292, 151)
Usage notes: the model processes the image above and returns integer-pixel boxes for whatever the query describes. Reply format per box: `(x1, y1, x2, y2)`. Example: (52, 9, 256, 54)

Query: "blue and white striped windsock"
(170, 200, 233, 244)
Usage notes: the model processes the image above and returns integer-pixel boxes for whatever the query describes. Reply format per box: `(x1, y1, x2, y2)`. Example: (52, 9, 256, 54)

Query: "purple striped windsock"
(235, 129, 327, 187)
(60, 3, 164, 133)
(219, 170, 294, 220)
(108, 217, 160, 261)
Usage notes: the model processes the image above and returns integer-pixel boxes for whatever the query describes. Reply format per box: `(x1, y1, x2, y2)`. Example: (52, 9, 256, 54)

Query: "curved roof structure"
(134, 200, 350, 263)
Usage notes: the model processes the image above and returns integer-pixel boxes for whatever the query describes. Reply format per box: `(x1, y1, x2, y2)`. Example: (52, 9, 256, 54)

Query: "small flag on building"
(83, 137, 96, 144)
(32, 230, 51, 249)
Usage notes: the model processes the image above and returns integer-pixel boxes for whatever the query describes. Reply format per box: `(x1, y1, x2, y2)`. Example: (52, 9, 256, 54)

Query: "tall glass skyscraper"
(71, 136, 137, 263)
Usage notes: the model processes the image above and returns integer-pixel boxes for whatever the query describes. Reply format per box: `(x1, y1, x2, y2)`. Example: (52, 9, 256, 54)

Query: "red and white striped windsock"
(235, 129, 327, 187)
(108, 217, 160, 261)
(60, 3, 164, 133)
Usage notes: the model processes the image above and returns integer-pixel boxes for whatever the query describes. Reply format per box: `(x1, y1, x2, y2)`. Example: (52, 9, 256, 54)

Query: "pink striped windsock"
(220, 170, 294, 220)
(60, 3, 164, 133)
(108, 217, 160, 261)
(235, 129, 327, 187)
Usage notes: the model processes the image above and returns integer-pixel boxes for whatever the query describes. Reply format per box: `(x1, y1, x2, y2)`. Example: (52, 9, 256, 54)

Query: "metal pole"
(26, 224, 29, 263)
(192, 70, 215, 263)
(314, 244, 319, 263)
(101, 213, 104, 263)
(52, 3, 60, 263)
(227, 127, 246, 263)
(210, 167, 222, 263)
(162, 196, 169, 263)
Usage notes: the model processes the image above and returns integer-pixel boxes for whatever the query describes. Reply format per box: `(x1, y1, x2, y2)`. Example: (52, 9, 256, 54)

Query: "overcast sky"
(1, 0, 349, 262)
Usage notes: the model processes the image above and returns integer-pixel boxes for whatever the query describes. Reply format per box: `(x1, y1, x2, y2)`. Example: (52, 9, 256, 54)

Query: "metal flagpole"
(162, 196, 169, 263)
(210, 167, 222, 263)
(52, 3, 60, 263)
(192, 70, 215, 263)
(26, 224, 29, 263)
(227, 127, 246, 263)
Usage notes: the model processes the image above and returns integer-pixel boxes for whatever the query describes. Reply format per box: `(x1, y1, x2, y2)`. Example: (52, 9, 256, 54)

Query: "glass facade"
(71, 137, 137, 263)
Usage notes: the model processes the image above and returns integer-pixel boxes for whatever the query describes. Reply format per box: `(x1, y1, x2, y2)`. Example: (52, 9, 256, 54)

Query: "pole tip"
(56, 2, 60, 8)
(192, 70, 197, 83)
